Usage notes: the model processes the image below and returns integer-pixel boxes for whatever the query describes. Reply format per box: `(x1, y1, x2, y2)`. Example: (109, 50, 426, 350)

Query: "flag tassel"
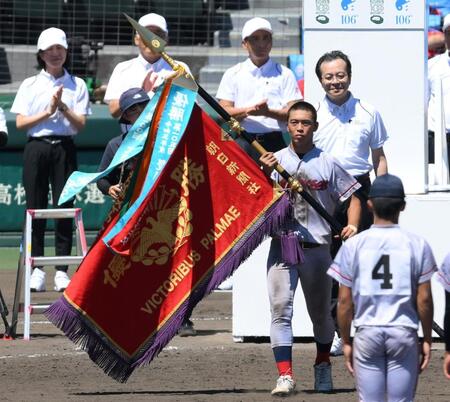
(46, 193, 291, 382)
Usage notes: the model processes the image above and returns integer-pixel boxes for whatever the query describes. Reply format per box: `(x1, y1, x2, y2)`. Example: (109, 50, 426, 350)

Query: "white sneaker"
(54, 271, 70, 292)
(314, 362, 333, 392)
(30, 267, 46, 292)
(330, 333, 344, 356)
(271, 374, 296, 396)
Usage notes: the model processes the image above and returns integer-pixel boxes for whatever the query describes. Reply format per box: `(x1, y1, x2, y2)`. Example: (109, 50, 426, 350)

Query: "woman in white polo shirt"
(10, 27, 91, 293)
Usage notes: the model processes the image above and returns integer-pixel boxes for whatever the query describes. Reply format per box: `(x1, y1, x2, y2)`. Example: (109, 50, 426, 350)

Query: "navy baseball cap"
(369, 174, 405, 199)
(119, 88, 149, 123)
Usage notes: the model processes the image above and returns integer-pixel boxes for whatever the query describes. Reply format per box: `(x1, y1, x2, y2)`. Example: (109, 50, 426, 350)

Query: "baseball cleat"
(271, 374, 296, 396)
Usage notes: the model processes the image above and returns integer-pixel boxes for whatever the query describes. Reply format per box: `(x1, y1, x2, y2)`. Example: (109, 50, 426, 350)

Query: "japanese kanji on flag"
(46, 91, 290, 382)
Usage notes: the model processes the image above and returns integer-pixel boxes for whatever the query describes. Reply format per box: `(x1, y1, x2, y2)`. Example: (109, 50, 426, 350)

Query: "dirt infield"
(0, 267, 448, 402)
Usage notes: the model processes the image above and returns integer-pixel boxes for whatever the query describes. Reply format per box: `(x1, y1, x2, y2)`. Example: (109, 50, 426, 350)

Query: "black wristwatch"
(58, 104, 68, 113)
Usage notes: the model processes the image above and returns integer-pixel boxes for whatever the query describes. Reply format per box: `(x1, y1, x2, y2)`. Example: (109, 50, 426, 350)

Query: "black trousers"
(428, 130, 450, 165)
(23, 137, 77, 271)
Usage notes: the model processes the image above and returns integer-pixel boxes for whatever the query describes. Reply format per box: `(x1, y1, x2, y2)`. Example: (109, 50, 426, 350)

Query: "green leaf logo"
(316, 15, 330, 24)
(370, 15, 384, 24)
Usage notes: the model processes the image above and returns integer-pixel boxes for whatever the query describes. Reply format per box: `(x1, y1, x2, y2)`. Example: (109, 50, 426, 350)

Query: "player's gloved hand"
(343, 343, 354, 376)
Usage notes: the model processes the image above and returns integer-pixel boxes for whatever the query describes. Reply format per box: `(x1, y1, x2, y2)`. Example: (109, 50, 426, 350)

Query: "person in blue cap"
(97, 87, 149, 199)
(328, 174, 437, 402)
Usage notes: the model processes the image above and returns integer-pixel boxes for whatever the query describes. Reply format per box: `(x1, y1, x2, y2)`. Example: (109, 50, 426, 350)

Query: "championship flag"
(46, 102, 290, 383)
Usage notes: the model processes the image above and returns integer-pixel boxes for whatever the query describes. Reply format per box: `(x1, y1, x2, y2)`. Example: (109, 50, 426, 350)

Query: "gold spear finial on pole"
(124, 14, 198, 91)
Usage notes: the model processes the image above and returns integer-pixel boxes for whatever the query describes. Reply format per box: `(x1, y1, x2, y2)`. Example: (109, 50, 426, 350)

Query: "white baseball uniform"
(268, 145, 360, 348)
(328, 225, 437, 402)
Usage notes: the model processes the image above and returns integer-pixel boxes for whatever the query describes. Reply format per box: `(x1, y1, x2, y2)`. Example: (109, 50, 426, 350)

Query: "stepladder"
(8, 208, 88, 340)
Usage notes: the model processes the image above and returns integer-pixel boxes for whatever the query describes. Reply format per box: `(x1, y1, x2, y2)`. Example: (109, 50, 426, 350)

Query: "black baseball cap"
(369, 174, 405, 199)
(119, 87, 149, 123)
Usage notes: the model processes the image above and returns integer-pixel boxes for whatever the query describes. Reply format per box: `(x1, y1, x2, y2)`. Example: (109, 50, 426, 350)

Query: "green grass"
(0, 247, 21, 270)
(0, 247, 58, 270)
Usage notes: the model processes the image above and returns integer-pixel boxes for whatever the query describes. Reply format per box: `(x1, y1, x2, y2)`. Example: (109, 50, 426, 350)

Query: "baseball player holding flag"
(328, 174, 437, 401)
(259, 101, 361, 396)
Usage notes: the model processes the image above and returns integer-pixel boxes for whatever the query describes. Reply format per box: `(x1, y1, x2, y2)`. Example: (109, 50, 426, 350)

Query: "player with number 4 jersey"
(328, 174, 437, 402)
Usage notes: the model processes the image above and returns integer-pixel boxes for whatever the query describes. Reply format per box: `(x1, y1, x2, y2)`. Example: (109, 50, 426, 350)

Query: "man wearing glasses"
(313, 50, 389, 356)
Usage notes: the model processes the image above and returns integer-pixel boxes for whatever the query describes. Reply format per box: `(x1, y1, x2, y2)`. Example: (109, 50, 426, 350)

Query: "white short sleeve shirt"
(314, 94, 388, 176)
(104, 54, 190, 102)
(10, 69, 91, 137)
(216, 58, 302, 133)
(328, 225, 437, 329)
(428, 52, 450, 133)
(271, 146, 360, 244)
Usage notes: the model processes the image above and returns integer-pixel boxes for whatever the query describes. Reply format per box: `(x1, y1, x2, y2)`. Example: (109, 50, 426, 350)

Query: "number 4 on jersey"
(372, 255, 393, 289)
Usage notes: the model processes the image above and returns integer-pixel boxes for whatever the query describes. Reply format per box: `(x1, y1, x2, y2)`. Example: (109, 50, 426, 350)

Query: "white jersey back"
(328, 225, 437, 329)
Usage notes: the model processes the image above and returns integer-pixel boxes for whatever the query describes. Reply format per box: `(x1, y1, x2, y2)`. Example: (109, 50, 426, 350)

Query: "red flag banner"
(46, 104, 290, 382)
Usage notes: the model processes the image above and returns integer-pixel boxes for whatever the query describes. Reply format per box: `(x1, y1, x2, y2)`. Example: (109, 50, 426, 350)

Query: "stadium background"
(0, 0, 448, 241)
(0, 0, 302, 244)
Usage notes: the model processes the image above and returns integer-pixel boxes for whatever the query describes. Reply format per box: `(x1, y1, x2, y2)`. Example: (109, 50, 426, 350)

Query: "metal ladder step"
(8, 208, 88, 340)
(19, 303, 51, 314)
(32, 256, 84, 266)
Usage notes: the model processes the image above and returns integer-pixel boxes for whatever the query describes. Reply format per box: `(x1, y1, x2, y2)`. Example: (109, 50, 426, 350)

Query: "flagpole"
(124, 14, 343, 235)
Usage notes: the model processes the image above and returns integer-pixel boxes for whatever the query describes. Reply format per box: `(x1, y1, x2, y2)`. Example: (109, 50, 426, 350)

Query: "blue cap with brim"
(369, 174, 405, 199)
(119, 88, 150, 124)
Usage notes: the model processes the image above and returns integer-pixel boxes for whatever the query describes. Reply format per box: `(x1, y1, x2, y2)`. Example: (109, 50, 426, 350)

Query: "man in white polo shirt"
(313, 50, 389, 355)
(314, 50, 388, 233)
(216, 17, 302, 162)
(104, 13, 188, 119)
(428, 14, 450, 167)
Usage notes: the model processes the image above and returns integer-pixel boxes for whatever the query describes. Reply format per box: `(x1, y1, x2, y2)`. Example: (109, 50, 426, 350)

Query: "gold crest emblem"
(151, 39, 160, 49)
(131, 185, 193, 266)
